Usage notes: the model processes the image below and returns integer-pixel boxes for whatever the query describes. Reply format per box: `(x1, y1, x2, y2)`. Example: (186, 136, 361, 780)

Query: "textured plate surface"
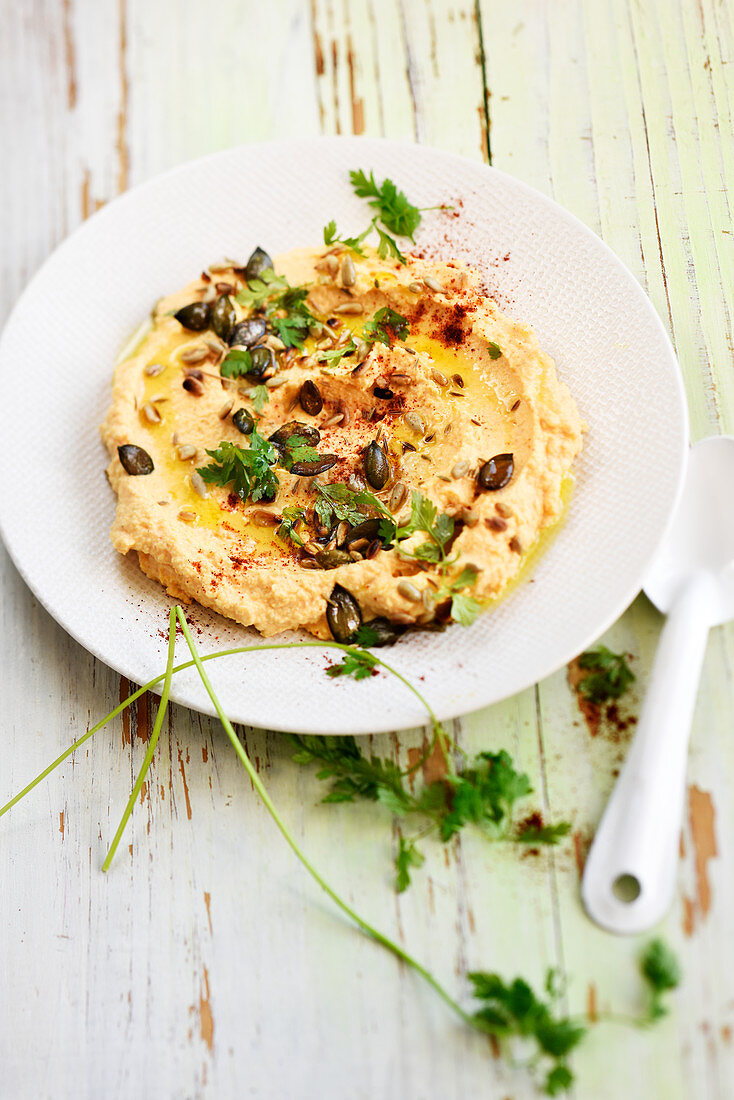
(0, 138, 688, 733)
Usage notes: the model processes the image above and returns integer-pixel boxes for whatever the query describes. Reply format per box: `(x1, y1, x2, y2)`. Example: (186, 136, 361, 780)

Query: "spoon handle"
(581, 574, 713, 933)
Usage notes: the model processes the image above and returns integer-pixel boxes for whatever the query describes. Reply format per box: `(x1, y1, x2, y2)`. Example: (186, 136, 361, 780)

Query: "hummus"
(101, 245, 583, 639)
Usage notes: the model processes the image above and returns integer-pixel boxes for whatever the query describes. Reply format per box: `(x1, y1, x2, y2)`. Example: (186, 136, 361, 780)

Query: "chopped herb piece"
(362, 306, 409, 346)
(220, 348, 253, 379)
(640, 938, 681, 1021)
(326, 649, 378, 681)
(323, 220, 372, 255)
(313, 482, 396, 535)
(486, 341, 502, 360)
(235, 271, 316, 349)
(317, 338, 357, 367)
(577, 646, 635, 704)
(395, 836, 425, 892)
(197, 433, 279, 503)
(249, 384, 270, 413)
(277, 506, 307, 547)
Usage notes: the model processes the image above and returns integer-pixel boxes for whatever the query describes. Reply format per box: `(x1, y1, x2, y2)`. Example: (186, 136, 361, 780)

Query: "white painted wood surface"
(2, 2, 734, 1097)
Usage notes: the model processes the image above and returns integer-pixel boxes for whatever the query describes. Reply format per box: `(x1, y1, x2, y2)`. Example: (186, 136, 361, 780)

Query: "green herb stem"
(174, 607, 475, 1028)
(0, 642, 441, 821)
(101, 607, 177, 872)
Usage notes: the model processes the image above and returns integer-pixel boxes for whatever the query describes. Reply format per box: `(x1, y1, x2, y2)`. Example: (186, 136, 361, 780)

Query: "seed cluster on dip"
(101, 242, 584, 642)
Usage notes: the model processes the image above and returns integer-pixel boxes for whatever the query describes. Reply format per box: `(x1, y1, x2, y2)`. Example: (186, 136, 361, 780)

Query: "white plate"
(0, 138, 688, 734)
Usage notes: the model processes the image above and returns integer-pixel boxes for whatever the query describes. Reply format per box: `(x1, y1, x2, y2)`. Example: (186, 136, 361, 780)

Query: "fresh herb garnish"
(576, 646, 635, 704)
(362, 306, 409, 345)
(323, 219, 373, 256)
(220, 347, 253, 379)
(250, 384, 270, 413)
(640, 938, 681, 1022)
(235, 270, 316, 349)
(287, 730, 569, 891)
(317, 339, 358, 367)
(2, 616, 680, 1100)
(468, 968, 586, 1096)
(313, 481, 395, 535)
(349, 169, 424, 240)
(277, 434, 321, 472)
(197, 433, 280, 503)
(277, 506, 308, 547)
(326, 648, 379, 681)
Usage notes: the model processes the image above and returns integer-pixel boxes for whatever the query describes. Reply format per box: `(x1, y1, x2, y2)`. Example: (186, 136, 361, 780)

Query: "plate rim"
(0, 136, 690, 733)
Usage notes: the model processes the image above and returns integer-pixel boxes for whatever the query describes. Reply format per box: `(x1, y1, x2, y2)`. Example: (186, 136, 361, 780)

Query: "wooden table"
(2, 2, 733, 1097)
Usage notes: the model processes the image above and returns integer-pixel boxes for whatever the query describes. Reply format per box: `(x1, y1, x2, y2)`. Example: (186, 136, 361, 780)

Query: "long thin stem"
(102, 608, 177, 872)
(0, 642, 443, 820)
(174, 607, 475, 1028)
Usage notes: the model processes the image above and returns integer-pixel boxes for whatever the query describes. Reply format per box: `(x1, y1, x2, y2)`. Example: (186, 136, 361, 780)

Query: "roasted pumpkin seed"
(118, 444, 154, 475)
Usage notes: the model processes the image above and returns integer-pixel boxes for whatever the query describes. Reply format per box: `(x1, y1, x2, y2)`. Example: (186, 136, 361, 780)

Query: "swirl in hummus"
(101, 245, 584, 641)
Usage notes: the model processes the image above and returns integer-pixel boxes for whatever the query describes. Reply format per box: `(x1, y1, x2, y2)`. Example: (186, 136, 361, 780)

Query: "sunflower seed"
(142, 402, 161, 423)
(180, 345, 209, 364)
(404, 411, 426, 434)
(341, 254, 356, 286)
(316, 254, 339, 277)
(251, 510, 279, 527)
(451, 459, 471, 479)
(177, 444, 197, 461)
(389, 481, 408, 512)
(149, 393, 167, 404)
(423, 275, 445, 293)
(178, 510, 196, 523)
(334, 302, 364, 315)
(323, 413, 344, 427)
(218, 398, 234, 419)
(422, 589, 437, 612)
(347, 474, 367, 492)
(408, 282, 423, 293)
(509, 536, 523, 554)
(300, 558, 319, 569)
(354, 340, 371, 364)
(451, 373, 465, 388)
(183, 377, 204, 396)
(397, 580, 422, 602)
(144, 362, 165, 377)
(191, 471, 208, 498)
(495, 502, 513, 518)
(265, 376, 288, 388)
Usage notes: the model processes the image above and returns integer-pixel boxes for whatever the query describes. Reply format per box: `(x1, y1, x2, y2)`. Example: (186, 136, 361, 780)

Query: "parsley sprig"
(315, 306, 409, 367)
(576, 646, 635, 704)
(322, 168, 444, 266)
(286, 733, 570, 892)
(197, 433, 279, 503)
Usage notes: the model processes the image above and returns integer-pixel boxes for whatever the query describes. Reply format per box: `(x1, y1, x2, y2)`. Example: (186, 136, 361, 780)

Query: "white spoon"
(582, 435, 734, 933)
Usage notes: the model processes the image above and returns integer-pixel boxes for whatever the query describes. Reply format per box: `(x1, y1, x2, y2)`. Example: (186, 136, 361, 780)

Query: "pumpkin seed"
(397, 580, 422, 602)
(299, 379, 323, 416)
(211, 295, 236, 342)
(175, 302, 211, 331)
(290, 455, 338, 476)
(233, 407, 255, 435)
(365, 441, 390, 490)
(191, 471, 208, 498)
(230, 317, 267, 348)
(118, 444, 154, 475)
(478, 453, 514, 491)
(326, 585, 362, 643)
(269, 422, 321, 447)
(245, 246, 273, 281)
(315, 548, 353, 569)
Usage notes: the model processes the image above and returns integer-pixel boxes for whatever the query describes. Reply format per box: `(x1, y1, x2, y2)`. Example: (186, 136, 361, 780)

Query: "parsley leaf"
(375, 224, 406, 263)
(236, 268, 289, 309)
(640, 938, 681, 1022)
(468, 969, 585, 1095)
(350, 169, 423, 240)
(323, 220, 372, 255)
(577, 646, 635, 704)
(395, 836, 425, 892)
(313, 482, 396, 537)
(317, 338, 357, 367)
(250, 384, 270, 413)
(197, 433, 279, 503)
(220, 348, 253, 379)
(326, 650, 378, 681)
